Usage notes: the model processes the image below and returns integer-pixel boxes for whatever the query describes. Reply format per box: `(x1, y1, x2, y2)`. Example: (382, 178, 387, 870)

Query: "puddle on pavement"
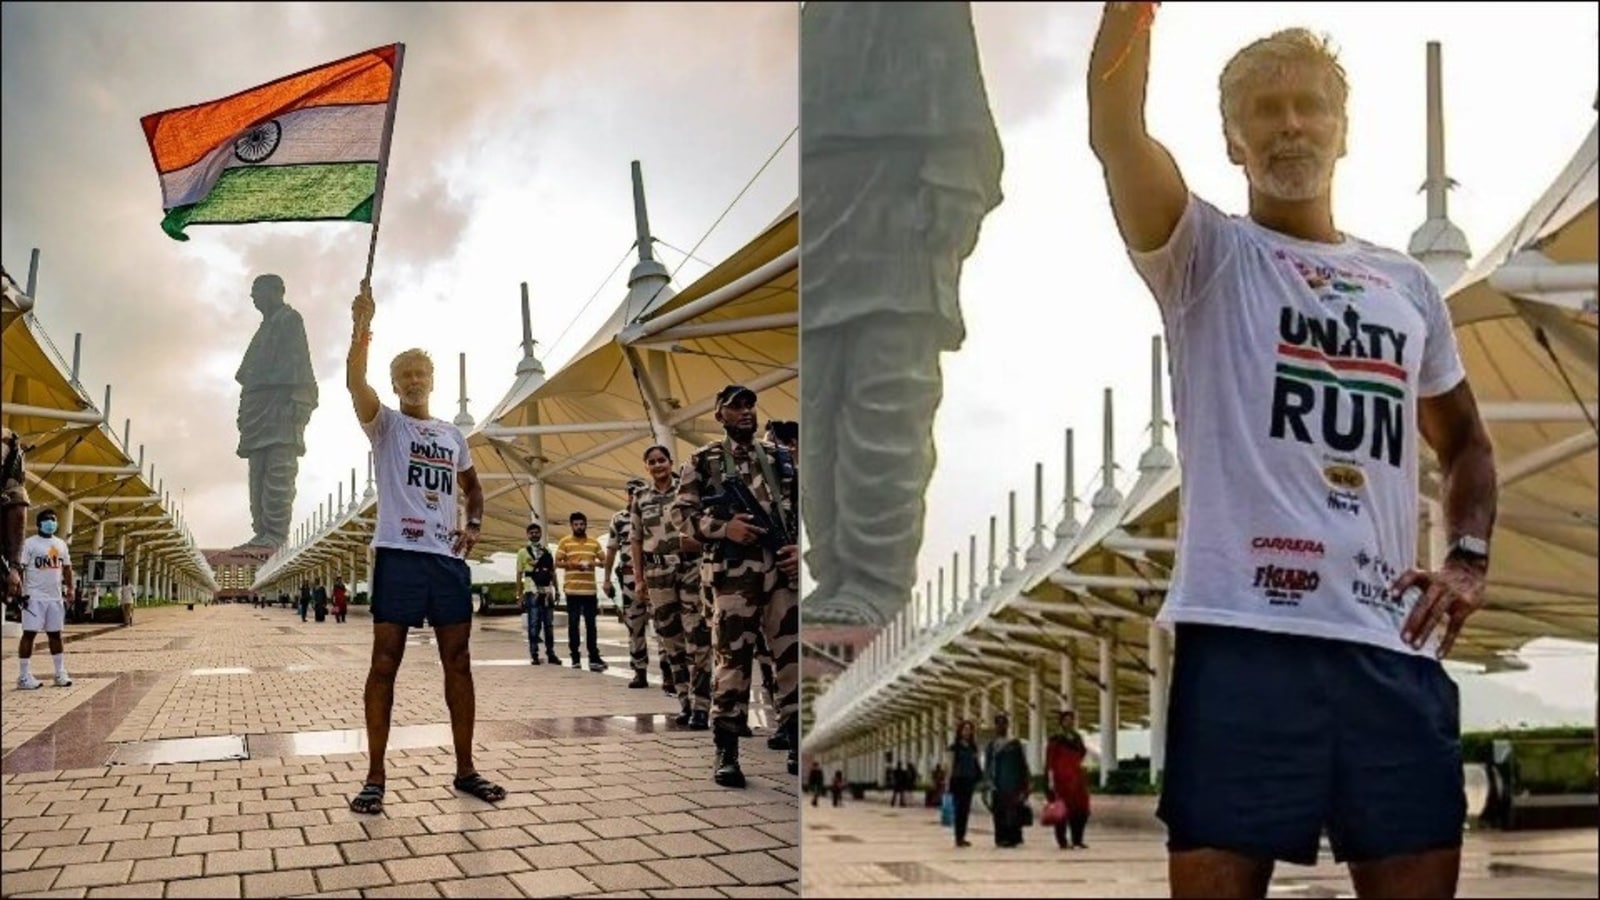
(1, 671, 169, 774)
(249, 722, 462, 757)
(1265, 885, 1343, 898)
(877, 862, 948, 885)
(1486, 862, 1598, 883)
(107, 734, 248, 766)
(188, 667, 254, 676)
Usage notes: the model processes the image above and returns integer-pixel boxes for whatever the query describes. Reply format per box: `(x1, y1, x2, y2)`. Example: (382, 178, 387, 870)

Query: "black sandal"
(350, 782, 385, 814)
(452, 772, 506, 803)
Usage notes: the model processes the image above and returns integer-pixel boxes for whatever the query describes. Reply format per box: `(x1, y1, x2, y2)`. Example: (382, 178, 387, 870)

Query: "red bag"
(1041, 798, 1068, 826)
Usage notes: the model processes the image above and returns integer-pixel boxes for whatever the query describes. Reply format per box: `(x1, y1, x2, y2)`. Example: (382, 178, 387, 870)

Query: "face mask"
(39, 520, 58, 536)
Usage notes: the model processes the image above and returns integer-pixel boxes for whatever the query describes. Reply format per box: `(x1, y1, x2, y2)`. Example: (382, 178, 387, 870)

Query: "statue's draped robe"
(235, 302, 317, 546)
(800, 2, 1003, 625)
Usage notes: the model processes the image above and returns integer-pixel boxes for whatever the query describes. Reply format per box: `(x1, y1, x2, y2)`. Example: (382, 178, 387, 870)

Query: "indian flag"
(141, 44, 404, 241)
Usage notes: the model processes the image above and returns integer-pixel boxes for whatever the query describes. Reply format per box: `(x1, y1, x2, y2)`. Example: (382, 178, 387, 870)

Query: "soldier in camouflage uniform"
(604, 478, 652, 689)
(671, 384, 801, 787)
(631, 445, 712, 728)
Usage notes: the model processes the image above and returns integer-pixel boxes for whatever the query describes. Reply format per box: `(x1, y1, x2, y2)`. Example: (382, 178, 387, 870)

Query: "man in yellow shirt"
(556, 511, 606, 671)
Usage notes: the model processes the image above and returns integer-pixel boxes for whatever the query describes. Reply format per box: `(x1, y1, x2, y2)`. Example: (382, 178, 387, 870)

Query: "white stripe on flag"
(160, 104, 388, 210)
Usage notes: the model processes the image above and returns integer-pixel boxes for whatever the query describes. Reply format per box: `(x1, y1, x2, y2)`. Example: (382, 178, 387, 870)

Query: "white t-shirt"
(1130, 195, 1465, 656)
(361, 403, 474, 557)
(21, 535, 71, 603)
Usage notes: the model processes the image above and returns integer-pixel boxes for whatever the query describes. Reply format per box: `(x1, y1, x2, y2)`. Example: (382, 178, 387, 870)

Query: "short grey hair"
(1219, 28, 1348, 138)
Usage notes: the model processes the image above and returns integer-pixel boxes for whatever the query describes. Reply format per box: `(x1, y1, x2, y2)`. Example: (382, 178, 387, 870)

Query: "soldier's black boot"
(766, 720, 790, 751)
(628, 669, 649, 689)
(689, 709, 709, 730)
(674, 698, 692, 727)
(738, 711, 754, 738)
(714, 729, 746, 788)
(784, 718, 798, 775)
(660, 659, 675, 695)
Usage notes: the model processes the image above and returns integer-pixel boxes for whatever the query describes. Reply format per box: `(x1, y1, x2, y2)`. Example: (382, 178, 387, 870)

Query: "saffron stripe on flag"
(1275, 363, 1406, 400)
(160, 163, 377, 241)
(1276, 343, 1407, 381)
(141, 45, 396, 175)
(158, 104, 388, 210)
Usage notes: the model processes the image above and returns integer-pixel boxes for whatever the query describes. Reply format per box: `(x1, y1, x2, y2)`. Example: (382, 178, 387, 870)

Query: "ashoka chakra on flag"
(140, 44, 402, 241)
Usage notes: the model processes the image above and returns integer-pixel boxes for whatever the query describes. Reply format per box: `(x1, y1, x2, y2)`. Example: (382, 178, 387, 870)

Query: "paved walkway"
(1, 603, 797, 898)
(801, 793, 1598, 898)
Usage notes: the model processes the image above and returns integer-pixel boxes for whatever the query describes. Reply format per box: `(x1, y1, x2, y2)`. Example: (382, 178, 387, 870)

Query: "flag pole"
(364, 43, 406, 285)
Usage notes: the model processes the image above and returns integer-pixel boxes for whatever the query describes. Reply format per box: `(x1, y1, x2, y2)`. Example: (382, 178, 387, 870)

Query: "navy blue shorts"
(1157, 623, 1465, 865)
(370, 548, 472, 629)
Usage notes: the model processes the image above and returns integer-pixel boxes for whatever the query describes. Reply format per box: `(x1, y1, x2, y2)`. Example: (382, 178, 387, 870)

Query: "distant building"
(800, 623, 879, 755)
(202, 547, 273, 602)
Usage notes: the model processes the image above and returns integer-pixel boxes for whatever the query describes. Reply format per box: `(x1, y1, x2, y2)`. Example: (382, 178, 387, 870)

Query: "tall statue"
(800, 2, 1003, 627)
(236, 274, 317, 547)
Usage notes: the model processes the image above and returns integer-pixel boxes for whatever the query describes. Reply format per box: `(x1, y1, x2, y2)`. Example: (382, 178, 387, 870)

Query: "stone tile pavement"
(801, 792, 1598, 898)
(1, 603, 798, 898)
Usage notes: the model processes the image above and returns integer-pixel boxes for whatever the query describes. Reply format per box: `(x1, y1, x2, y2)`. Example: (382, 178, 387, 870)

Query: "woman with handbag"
(1045, 708, 1092, 849)
(332, 579, 350, 623)
(984, 713, 1031, 848)
(945, 719, 983, 847)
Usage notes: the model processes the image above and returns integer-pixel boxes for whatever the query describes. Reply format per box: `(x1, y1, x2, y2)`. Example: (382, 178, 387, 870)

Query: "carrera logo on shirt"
(1269, 306, 1412, 469)
(1250, 536, 1326, 556)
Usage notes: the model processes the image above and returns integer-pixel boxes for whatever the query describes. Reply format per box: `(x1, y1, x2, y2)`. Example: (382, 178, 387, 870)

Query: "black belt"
(644, 552, 701, 567)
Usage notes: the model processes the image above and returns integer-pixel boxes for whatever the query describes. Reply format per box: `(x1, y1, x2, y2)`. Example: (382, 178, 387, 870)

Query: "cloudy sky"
(2, 2, 797, 551)
(903, 1, 1596, 726)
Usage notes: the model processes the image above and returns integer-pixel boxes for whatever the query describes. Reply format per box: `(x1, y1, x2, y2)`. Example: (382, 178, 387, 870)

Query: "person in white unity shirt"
(1089, 6, 1498, 899)
(16, 508, 75, 689)
(343, 280, 503, 816)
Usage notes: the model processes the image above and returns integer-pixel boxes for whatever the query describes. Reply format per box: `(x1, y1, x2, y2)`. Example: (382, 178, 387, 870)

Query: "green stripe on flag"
(160, 163, 378, 241)
(1276, 363, 1406, 401)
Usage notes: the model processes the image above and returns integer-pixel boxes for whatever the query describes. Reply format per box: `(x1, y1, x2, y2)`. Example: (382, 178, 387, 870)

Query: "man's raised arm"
(347, 281, 381, 426)
(1087, 1, 1189, 254)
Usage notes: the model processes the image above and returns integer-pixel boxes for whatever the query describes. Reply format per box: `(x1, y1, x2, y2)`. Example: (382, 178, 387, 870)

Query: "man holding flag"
(345, 280, 503, 815)
(140, 42, 509, 814)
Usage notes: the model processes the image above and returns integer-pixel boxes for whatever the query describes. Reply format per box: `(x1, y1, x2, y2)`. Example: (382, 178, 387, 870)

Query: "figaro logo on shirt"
(1252, 564, 1320, 606)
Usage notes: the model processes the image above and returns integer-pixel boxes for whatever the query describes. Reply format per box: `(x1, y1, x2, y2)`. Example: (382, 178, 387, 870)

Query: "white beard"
(1253, 156, 1332, 202)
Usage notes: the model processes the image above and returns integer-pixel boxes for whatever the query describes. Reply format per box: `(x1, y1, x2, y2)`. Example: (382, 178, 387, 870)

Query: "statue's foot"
(238, 534, 280, 548)
(806, 584, 900, 628)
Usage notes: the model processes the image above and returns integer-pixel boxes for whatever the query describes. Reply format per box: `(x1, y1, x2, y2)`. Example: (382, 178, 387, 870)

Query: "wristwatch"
(1446, 535, 1490, 570)
(466, 519, 482, 529)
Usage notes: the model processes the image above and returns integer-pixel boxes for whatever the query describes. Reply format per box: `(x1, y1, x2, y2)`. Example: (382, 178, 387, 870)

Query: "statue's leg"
(799, 325, 843, 604)
(831, 315, 943, 626)
(247, 453, 266, 539)
(262, 446, 300, 546)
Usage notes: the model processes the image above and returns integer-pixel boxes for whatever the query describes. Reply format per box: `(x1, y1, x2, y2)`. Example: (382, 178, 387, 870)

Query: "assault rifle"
(702, 474, 794, 560)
